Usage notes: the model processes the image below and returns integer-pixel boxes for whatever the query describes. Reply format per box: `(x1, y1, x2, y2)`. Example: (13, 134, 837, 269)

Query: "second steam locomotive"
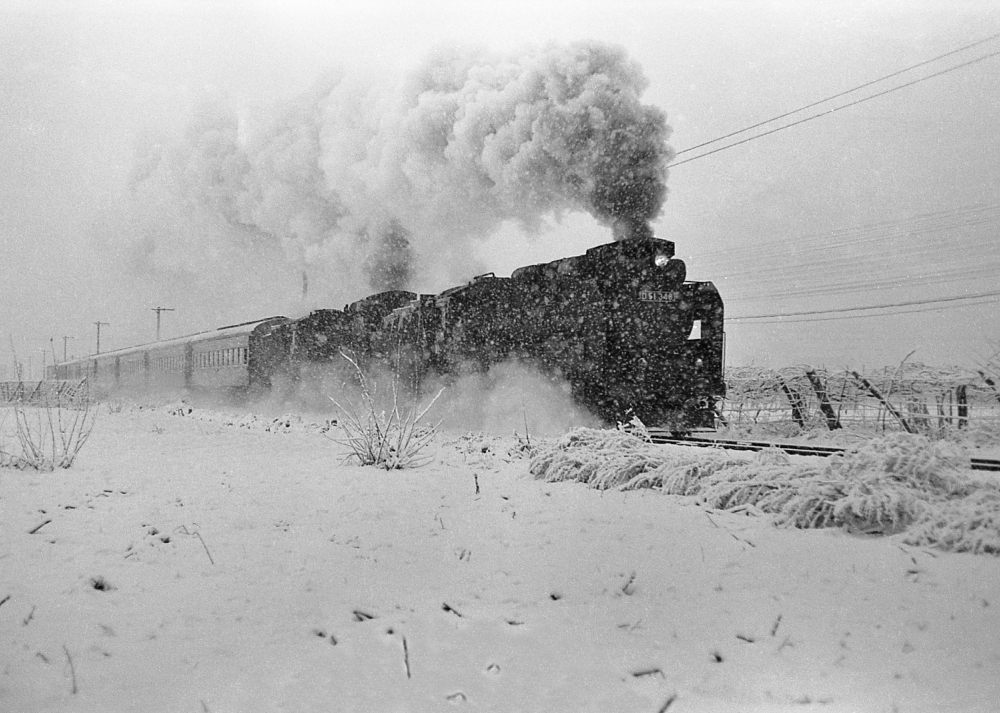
(50, 237, 725, 430)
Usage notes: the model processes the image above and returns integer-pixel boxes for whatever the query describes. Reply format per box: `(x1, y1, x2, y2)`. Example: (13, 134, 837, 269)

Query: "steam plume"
(104, 40, 673, 314)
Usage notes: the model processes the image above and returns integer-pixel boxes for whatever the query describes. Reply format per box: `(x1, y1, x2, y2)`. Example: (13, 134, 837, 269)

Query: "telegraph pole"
(94, 321, 109, 354)
(62, 336, 74, 361)
(151, 307, 174, 341)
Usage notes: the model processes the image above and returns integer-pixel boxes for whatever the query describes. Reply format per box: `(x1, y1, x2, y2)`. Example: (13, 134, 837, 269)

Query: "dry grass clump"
(530, 429, 1000, 554)
(527, 428, 724, 489)
(904, 490, 1000, 555)
(328, 353, 443, 470)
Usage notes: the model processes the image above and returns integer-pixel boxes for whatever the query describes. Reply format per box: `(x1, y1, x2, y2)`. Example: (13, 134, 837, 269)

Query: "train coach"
(47, 236, 725, 430)
(48, 318, 287, 396)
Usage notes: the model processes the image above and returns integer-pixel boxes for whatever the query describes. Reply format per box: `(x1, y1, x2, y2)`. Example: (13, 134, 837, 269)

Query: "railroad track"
(645, 431, 1000, 473)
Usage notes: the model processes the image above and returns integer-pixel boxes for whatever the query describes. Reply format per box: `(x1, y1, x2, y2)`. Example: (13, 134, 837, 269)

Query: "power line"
(687, 202, 1000, 267)
(728, 288, 1000, 322)
(730, 295, 1000, 324)
(671, 47, 1000, 168)
(683, 202, 1000, 302)
(675, 30, 1000, 156)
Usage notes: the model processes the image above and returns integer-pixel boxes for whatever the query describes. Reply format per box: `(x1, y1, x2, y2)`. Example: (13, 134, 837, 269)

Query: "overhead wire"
(688, 202, 1000, 266)
(685, 202, 1000, 289)
(728, 291, 1000, 321)
(674, 30, 1000, 156)
(729, 293, 1000, 324)
(685, 202, 1000, 321)
(670, 33, 1000, 168)
(661, 33, 1000, 324)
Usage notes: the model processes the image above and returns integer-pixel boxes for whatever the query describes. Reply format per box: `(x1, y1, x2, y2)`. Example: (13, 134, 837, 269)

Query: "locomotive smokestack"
(363, 218, 413, 292)
(611, 218, 655, 241)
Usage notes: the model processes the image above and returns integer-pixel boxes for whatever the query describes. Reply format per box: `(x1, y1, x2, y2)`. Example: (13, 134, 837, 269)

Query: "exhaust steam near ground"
(172, 359, 600, 440)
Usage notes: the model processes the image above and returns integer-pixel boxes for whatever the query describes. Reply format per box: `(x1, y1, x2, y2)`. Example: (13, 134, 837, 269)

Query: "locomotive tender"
(48, 237, 725, 429)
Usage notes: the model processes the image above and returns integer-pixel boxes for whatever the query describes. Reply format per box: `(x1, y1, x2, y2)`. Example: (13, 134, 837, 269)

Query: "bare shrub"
(1, 397, 98, 471)
(328, 352, 443, 470)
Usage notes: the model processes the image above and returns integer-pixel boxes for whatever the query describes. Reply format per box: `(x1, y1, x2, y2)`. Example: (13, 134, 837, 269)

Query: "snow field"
(0, 406, 998, 712)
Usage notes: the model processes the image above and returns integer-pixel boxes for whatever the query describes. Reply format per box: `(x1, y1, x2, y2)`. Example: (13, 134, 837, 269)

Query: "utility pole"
(62, 336, 74, 361)
(94, 321, 109, 354)
(151, 307, 175, 341)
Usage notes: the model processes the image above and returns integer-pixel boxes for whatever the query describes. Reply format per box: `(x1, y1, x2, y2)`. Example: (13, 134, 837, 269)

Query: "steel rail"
(645, 431, 1000, 472)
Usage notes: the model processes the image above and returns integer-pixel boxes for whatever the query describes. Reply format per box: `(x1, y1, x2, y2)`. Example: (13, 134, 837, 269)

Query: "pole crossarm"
(151, 307, 175, 341)
(94, 321, 110, 355)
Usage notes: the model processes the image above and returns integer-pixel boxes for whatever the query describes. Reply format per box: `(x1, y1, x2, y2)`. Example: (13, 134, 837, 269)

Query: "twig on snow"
(193, 532, 215, 565)
(175, 525, 215, 565)
(62, 644, 77, 694)
(632, 667, 664, 678)
(657, 693, 678, 712)
(28, 519, 52, 535)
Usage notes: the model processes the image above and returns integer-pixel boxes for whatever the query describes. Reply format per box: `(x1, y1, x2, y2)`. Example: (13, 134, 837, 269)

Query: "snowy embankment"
(2, 406, 999, 712)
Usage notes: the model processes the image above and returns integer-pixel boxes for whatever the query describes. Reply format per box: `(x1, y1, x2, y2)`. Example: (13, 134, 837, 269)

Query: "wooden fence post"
(851, 371, 913, 434)
(777, 376, 806, 428)
(805, 369, 841, 430)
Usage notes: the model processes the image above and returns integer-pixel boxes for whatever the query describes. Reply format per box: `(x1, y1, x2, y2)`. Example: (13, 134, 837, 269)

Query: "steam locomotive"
(48, 237, 725, 430)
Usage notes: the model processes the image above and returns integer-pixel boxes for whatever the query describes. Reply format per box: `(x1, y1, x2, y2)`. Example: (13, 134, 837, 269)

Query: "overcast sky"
(2, 0, 999, 377)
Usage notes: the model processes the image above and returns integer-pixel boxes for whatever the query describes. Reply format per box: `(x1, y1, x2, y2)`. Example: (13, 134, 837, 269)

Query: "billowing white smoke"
(103, 40, 672, 316)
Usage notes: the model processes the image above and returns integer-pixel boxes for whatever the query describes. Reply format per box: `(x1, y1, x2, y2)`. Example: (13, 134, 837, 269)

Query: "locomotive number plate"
(638, 290, 681, 303)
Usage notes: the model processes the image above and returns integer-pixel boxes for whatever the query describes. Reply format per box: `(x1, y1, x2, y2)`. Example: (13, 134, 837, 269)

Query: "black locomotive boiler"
(49, 237, 724, 430)
(372, 236, 725, 429)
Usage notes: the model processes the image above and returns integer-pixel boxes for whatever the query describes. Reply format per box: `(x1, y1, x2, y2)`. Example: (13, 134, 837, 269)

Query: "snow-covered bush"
(328, 353, 442, 470)
(531, 428, 1000, 555)
(904, 489, 1000, 555)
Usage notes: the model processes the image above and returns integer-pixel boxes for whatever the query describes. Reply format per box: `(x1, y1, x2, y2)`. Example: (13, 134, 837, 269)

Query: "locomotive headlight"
(654, 253, 670, 268)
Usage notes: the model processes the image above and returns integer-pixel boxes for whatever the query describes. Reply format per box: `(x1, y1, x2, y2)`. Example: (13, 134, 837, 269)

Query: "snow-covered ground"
(2, 405, 999, 712)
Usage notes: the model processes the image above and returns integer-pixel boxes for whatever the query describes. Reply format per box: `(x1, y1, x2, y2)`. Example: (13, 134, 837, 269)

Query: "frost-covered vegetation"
(0, 381, 96, 471)
(721, 362, 1000, 442)
(531, 429, 1000, 555)
(327, 353, 443, 470)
